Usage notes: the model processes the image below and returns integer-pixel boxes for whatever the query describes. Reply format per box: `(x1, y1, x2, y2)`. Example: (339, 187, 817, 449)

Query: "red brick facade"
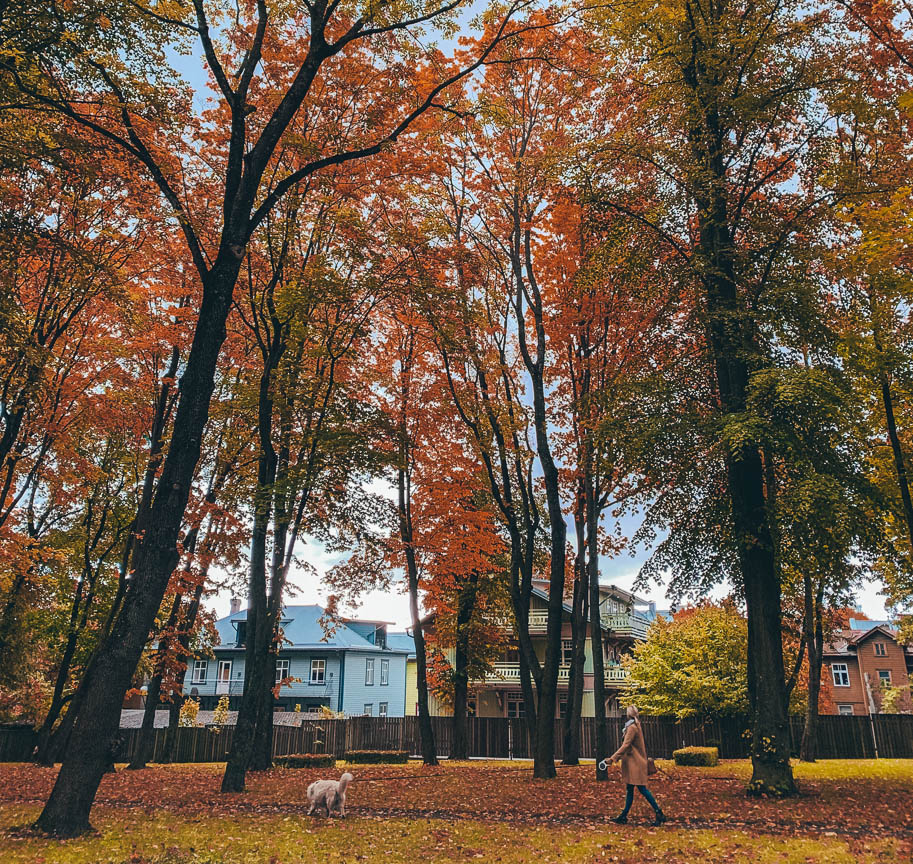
(823, 625, 913, 716)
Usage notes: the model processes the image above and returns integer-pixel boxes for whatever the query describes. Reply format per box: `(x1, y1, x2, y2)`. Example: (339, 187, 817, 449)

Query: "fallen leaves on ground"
(3, 759, 911, 838)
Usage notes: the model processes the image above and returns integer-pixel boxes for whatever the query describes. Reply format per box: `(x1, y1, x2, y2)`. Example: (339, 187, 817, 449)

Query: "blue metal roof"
(386, 632, 416, 658)
(849, 618, 892, 631)
(213, 604, 410, 653)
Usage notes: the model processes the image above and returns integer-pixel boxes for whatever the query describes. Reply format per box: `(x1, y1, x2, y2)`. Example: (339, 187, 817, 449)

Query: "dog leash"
(598, 759, 675, 780)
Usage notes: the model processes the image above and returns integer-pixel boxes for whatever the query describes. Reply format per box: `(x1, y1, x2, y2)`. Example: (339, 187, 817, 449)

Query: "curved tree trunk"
(34, 253, 242, 836)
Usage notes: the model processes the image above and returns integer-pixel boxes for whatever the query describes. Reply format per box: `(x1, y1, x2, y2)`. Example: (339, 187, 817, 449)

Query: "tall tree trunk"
(401, 468, 438, 765)
(800, 578, 824, 762)
(222, 325, 283, 792)
(128, 593, 183, 770)
(586, 469, 609, 781)
(563, 543, 587, 765)
(35, 252, 243, 836)
(451, 570, 480, 760)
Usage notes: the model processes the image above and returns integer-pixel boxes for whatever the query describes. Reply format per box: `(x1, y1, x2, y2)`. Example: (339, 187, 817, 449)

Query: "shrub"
(673, 746, 719, 767)
(344, 749, 409, 764)
(178, 698, 200, 728)
(210, 695, 230, 729)
(274, 753, 337, 769)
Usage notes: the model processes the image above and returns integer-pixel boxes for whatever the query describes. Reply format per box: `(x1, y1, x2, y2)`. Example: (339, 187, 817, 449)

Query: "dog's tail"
(338, 772, 353, 792)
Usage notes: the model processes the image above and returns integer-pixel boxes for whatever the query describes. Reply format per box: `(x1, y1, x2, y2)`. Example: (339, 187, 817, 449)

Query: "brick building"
(823, 619, 913, 715)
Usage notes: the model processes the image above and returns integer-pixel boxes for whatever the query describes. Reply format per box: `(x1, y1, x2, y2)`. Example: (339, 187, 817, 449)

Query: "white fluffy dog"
(307, 772, 353, 818)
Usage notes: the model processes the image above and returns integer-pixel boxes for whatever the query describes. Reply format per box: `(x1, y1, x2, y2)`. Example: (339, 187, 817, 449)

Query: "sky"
(163, 14, 893, 630)
(204, 514, 893, 630)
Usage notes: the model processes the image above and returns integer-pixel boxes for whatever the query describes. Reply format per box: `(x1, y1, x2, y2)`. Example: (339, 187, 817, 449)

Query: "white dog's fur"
(307, 772, 353, 818)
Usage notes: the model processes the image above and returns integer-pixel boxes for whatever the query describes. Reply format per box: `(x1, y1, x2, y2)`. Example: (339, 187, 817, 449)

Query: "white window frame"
(878, 669, 892, 686)
(380, 658, 389, 686)
(191, 659, 207, 684)
(310, 658, 326, 685)
(506, 693, 525, 718)
(561, 639, 574, 667)
(874, 642, 887, 657)
(837, 704, 854, 716)
(467, 696, 477, 717)
(378, 702, 388, 717)
(831, 663, 850, 688)
(275, 658, 290, 685)
(364, 703, 373, 716)
(365, 657, 375, 686)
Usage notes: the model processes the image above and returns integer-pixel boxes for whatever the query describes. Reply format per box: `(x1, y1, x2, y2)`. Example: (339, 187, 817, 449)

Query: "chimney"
(230, 597, 242, 615)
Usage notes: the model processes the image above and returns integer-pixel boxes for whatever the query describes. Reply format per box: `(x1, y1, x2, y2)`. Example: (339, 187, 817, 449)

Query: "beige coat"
(611, 720, 649, 786)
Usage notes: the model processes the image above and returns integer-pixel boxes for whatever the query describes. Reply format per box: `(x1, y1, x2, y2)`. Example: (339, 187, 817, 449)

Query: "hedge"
(274, 753, 337, 769)
(344, 750, 409, 764)
(672, 746, 719, 767)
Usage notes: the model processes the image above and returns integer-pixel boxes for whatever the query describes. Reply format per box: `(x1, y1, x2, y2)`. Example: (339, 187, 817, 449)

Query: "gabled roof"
(849, 624, 899, 645)
(213, 604, 410, 653)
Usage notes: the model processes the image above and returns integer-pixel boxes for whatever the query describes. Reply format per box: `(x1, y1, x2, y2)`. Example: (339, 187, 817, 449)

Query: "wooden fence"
(1, 714, 911, 763)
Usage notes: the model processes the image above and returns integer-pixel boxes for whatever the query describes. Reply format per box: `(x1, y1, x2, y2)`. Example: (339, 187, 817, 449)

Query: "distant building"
(183, 603, 410, 717)
(394, 581, 655, 719)
(823, 622, 913, 716)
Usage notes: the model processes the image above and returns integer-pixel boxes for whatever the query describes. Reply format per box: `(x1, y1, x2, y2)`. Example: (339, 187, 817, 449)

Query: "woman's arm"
(610, 724, 636, 761)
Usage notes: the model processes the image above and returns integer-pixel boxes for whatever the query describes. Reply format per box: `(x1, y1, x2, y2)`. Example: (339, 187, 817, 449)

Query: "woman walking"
(608, 705, 667, 825)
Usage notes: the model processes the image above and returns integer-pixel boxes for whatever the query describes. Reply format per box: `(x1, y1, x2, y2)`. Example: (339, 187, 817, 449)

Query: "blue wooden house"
(184, 603, 410, 716)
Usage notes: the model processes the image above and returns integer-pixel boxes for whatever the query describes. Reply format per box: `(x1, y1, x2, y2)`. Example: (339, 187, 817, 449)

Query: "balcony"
(604, 665, 629, 684)
(488, 662, 628, 686)
(600, 612, 650, 640)
(528, 612, 549, 631)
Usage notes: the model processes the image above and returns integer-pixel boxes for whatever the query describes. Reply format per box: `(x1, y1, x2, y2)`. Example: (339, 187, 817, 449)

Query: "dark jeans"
(620, 783, 661, 816)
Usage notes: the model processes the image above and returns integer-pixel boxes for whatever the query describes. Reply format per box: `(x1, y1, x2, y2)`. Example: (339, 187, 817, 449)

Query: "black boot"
(652, 810, 667, 826)
(612, 814, 628, 824)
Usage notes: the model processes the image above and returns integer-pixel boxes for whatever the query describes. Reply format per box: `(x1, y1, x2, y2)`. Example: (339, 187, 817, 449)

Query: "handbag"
(647, 757, 657, 776)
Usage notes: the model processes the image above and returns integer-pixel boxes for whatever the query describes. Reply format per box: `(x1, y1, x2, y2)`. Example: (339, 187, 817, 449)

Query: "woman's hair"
(626, 704, 640, 722)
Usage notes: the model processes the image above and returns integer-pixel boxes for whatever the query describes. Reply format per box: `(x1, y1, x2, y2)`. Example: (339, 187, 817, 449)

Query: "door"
(217, 660, 232, 694)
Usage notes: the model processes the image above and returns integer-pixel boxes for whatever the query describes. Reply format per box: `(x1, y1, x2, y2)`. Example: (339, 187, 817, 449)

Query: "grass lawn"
(1, 760, 911, 863)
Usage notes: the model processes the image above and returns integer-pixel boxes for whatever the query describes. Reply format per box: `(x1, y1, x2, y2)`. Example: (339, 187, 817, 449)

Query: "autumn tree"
(4, 0, 546, 833)
(593, 0, 886, 793)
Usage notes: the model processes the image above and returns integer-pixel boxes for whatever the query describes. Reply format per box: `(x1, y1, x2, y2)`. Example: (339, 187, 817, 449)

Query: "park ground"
(0, 759, 911, 863)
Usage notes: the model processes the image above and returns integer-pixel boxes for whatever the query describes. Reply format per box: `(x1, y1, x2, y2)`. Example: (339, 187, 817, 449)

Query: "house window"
(365, 658, 375, 686)
(558, 696, 568, 719)
(831, 663, 850, 687)
(275, 658, 290, 684)
(380, 658, 389, 686)
(467, 697, 477, 717)
(878, 670, 892, 686)
(561, 639, 574, 666)
(191, 660, 207, 684)
(364, 703, 373, 716)
(506, 694, 525, 718)
(310, 658, 326, 685)
(837, 704, 854, 716)
(235, 620, 247, 647)
(379, 702, 388, 717)
(217, 660, 232, 693)
(874, 642, 887, 657)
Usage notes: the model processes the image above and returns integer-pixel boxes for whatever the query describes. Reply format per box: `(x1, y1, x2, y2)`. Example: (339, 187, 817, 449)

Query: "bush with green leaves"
(673, 746, 719, 767)
(344, 750, 409, 764)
